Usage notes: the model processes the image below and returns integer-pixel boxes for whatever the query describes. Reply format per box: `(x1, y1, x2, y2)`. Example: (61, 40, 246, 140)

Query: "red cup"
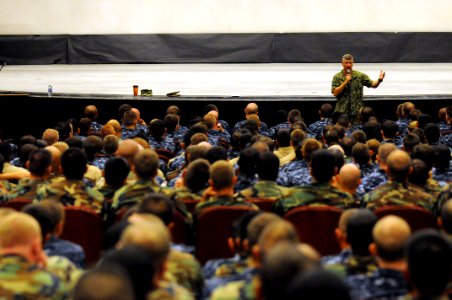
(133, 85, 139, 96)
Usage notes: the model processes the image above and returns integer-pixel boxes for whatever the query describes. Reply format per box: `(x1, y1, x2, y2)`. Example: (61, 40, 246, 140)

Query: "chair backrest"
(245, 197, 276, 212)
(374, 205, 438, 232)
(60, 206, 104, 265)
(195, 206, 255, 264)
(1, 198, 32, 211)
(181, 199, 200, 214)
(284, 206, 343, 256)
(170, 210, 191, 245)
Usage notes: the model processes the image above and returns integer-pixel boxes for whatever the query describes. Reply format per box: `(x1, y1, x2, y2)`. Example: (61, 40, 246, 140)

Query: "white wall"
(1, 0, 451, 34)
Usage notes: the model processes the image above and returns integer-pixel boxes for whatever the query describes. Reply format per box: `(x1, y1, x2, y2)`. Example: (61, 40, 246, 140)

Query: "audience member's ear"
(227, 237, 235, 253)
(438, 217, 443, 229)
(168, 222, 174, 231)
(25, 160, 30, 170)
(55, 221, 64, 237)
(334, 228, 342, 242)
(251, 244, 262, 263)
(369, 242, 377, 256)
(232, 176, 238, 185)
(31, 237, 46, 266)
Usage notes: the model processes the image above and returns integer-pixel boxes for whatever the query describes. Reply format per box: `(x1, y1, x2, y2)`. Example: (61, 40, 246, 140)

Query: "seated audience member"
(194, 160, 258, 217)
(380, 120, 402, 148)
(308, 103, 334, 140)
(73, 265, 134, 300)
(234, 147, 259, 192)
(288, 269, 351, 300)
(273, 149, 355, 216)
(45, 145, 64, 180)
(203, 104, 230, 132)
(0, 141, 30, 179)
(82, 135, 103, 187)
(439, 199, 452, 241)
(432, 145, 452, 185)
(268, 109, 292, 138)
(350, 130, 367, 144)
(402, 132, 421, 155)
(121, 110, 141, 140)
(396, 102, 415, 137)
(112, 149, 165, 211)
(351, 143, 377, 178)
(424, 123, 441, 146)
(172, 158, 210, 204)
(322, 209, 359, 265)
(10, 143, 37, 168)
(363, 150, 434, 211)
(403, 230, 452, 299)
(273, 129, 293, 162)
(206, 146, 228, 165)
(77, 118, 92, 141)
(437, 107, 449, 133)
(148, 119, 177, 153)
(42, 128, 60, 146)
(131, 107, 149, 135)
(279, 129, 306, 166)
(232, 102, 270, 136)
(36, 147, 104, 213)
(347, 215, 411, 300)
(92, 134, 119, 170)
(203, 113, 230, 147)
(0, 212, 68, 298)
(325, 209, 378, 277)
(277, 138, 322, 187)
(84, 104, 103, 134)
(409, 159, 443, 199)
(106, 119, 123, 138)
(237, 151, 289, 202)
(333, 164, 362, 206)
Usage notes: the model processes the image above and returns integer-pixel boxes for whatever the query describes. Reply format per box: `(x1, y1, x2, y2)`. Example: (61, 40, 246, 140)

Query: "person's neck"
(377, 258, 406, 271)
(0, 247, 34, 263)
(214, 187, 234, 197)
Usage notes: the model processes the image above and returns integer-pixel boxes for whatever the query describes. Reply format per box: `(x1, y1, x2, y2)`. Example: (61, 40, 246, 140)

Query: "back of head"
(337, 114, 350, 128)
(137, 194, 174, 226)
(403, 133, 420, 153)
(276, 129, 291, 147)
(84, 105, 98, 121)
(100, 124, 115, 138)
(407, 229, 452, 297)
(359, 106, 375, 123)
(245, 102, 258, 115)
(244, 119, 258, 135)
(408, 159, 429, 187)
(247, 212, 281, 250)
(133, 149, 159, 180)
(65, 136, 83, 149)
(352, 143, 370, 166)
(412, 144, 434, 171)
(340, 136, 356, 157)
(386, 149, 411, 183)
(166, 105, 181, 116)
(83, 135, 103, 161)
(0, 212, 41, 249)
(210, 160, 234, 190)
(22, 203, 55, 242)
(290, 129, 305, 147)
(346, 209, 377, 256)
(362, 121, 381, 141)
(28, 149, 52, 176)
(337, 164, 361, 191)
(381, 120, 398, 139)
(424, 123, 440, 144)
(203, 113, 216, 130)
(123, 110, 137, 126)
(434, 145, 451, 170)
(185, 159, 210, 193)
(18, 144, 38, 163)
(164, 114, 179, 132)
(238, 147, 259, 177)
(325, 128, 340, 146)
(301, 138, 322, 163)
(288, 269, 351, 300)
(186, 144, 209, 162)
(351, 130, 367, 144)
(373, 215, 411, 262)
(288, 109, 302, 124)
(104, 157, 130, 187)
(262, 242, 316, 300)
(257, 151, 279, 181)
(42, 128, 60, 145)
(73, 265, 134, 300)
(148, 119, 165, 139)
(103, 135, 119, 154)
(258, 220, 299, 256)
(402, 102, 415, 117)
(377, 143, 397, 165)
(418, 114, 433, 130)
(310, 149, 335, 183)
(320, 103, 333, 118)
(61, 147, 87, 180)
(78, 118, 92, 135)
(206, 146, 227, 164)
(100, 245, 155, 300)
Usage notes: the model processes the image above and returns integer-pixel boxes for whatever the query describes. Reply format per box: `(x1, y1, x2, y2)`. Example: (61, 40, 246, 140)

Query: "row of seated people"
(1, 194, 451, 299)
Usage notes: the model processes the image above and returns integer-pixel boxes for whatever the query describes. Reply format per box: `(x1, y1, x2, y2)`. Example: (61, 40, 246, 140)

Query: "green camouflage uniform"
(325, 254, 378, 278)
(434, 184, 451, 215)
(210, 275, 259, 300)
(0, 254, 69, 299)
(193, 195, 258, 218)
(147, 281, 194, 300)
(332, 69, 373, 121)
(165, 249, 204, 299)
(0, 178, 49, 202)
(35, 178, 104, 213)
(111, 179, 164, 210)
(363, 181, 435, 211)
(272, 182, 355, 216)
(46, 255, 84, 291)
(236, 180, 290, 201)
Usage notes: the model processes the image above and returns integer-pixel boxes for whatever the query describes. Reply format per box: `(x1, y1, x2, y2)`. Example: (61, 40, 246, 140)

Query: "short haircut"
(22, 203, 54, 241)
(137, 194, 174, 226)
(184, 159, 210, 193)
(123, 110, 137, 126)
(301, 138, 322, 163)
(325, 129, 340, 146)
(346, 209, 377, 256)
(247, 212, 281, 249)
(423, 123, 440, 144)
(352, 143, 370, 166)
(65, 136, 84, 149)
(407, 230, 452, 297)
(164, 114, 179, 132)
(83, 135, 103, 161)
(28, 149, 52, 176)
(133, 149, 159, 180)
(381, 120, 398, 138)
(340, 136, 355, 157)
(288, 109, 302, 124)
(210, 160, 234, 190)
(310, 149, 336, 183)
(434, 145, 451, 170)
(387, 150, 411, 182)
(342, 53, 354, 61)
(412, 144, 435, 171)
(402, 133, 420, 153)
(61, 147, 87, 180)
(238, 147, 259, 177)
(320, 103, 333, 118)
(78, 118, 92, 135)
(328, 148, 345, 171)
(290, 129, 305, 147)
(103, 135, 120, 154)
(257, 151, 279, 181)
(206, 146, 228, 164)
(351, 130, 367, 144)
(18, 144, 38, 163)
(104, 157, 130, 187)
(276, 129, 291, 147)
(149, 119, 166, 139)
(408, 159, 429, 187)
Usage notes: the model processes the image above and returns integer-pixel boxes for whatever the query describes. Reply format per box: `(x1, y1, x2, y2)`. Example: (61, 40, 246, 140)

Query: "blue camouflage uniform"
(120, 126, 141, 140)
(276, 160, 311, 187)
(396, 118, 410, 137)
(308, 118, 334, 140)
(44, 235, 86, 269)
(432, 168, 452, 187)
(358, 168, 388, 197)
(234, 174, 257, 193)
(90, 121, 103, 134)
(440, 132, 452, 148)
(268, 122, 291, 138)
(321, 248, 353, 266)
(207, 129, 231, 147)
(149, 136, 178, 153)
(358, 163, 378, 179)
(232, 120, 270, 136)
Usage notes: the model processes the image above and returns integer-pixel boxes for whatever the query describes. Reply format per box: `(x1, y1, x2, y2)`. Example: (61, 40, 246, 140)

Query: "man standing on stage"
(332, 54, 385, 124)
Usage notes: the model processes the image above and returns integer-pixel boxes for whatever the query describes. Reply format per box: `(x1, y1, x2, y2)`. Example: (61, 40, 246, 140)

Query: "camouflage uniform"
(434, 184, 451, 215)
(232, 120, 270, 137)
(325, 254, 378, 278)
(272, 182, 355, 216)
(90, 121, 103, 134)
(234, 174, 257, 193)
(346, 268, 408, 300)
(36, 178, 104, 213)
(193, 195, 258, 218)
(308, 118, 334, 140)
(321, 248, 353, 266)
(91, 153, 114, 170)
(227, 149, 241, 160)
(332, 70, 373, 120)
(149, 136, 178, 153)
(218, 120, 231, 134)
(0, 254, 68, 299)
(207, 129, 230, 147)
(10, 157, 25, 168)
(439, 122, 450, 134)
(358, 163, 378, 179)
(433, 168, 452, 186)
(440, 133, 452, 147)
(46, 255, 84, 291)
(363, 181, 435, 211)
(358, 168, 388, 196)
(0, 178, 48, 202)
(121, 126, 141, 140)
(396, 118, 410, 137)
(203, 254, 244, 279)
(236, 180, 290, 202)
(268, 122, 291, 138)
(205, 260, 251, 298)
(167, 154, 186, 174)
(209, 269, 259, 300)
(111, 179, 163, 210)
(44, 235, 86, 269)
(165, 249, 204, 299)
(147, 281, 194, 300)
(277, 160, 311, 187)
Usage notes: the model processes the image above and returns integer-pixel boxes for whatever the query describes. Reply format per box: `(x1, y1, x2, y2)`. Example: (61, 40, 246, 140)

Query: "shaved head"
(116, 139, 141, 166)
(245, 103, 259, 115)
(373, 215, 411, 261)
(337, 164, 361, 191)
(0, 212, 41, 248)
(387, 150, 411, 182)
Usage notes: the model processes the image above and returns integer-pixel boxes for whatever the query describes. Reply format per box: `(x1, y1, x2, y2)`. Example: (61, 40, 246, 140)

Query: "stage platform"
(0, 63, 451, 140)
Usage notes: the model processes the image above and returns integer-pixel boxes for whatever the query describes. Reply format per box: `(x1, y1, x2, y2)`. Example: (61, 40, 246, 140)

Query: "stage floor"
(1, 63, 452, 98)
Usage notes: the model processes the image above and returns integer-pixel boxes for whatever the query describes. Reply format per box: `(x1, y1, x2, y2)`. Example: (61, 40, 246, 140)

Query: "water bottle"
(48, 84, 53, 97)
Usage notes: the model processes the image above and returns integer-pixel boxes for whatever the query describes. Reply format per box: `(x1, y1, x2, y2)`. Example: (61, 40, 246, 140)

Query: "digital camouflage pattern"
(111, 179, 163, 210)
(193, 195, 258, 218)
(147, 281, 194, 300)
(308, 118, 334, 140)
(325, 254, 378, 278)
(236, 180, 290, 202)
(0, 178, 48, 203)
(277, 160, 311, 187)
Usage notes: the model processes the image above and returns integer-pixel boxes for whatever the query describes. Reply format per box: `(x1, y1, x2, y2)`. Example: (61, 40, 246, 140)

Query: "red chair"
(284, 206, 343, 256)
(246, 197, 276, 212)
(374, 205, 438, 232)
(170, 210, 191, 245)
(195, 206, 256, 264)
(1, 198, 32, 211)
(60, 206, 104, 265)
(181, 199, 200, 214)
